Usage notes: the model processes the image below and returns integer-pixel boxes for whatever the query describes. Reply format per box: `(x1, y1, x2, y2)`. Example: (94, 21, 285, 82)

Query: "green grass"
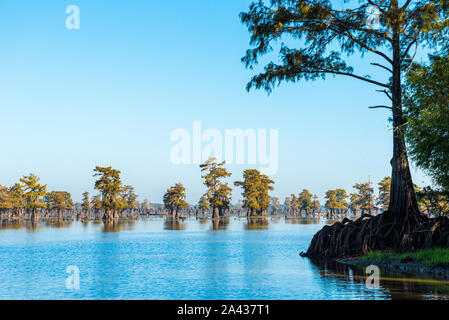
(358, 248, 449, 266)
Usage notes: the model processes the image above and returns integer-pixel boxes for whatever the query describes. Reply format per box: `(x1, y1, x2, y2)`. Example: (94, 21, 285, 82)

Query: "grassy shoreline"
(338, 248, 449, 281)
(358, 248, 449, 266)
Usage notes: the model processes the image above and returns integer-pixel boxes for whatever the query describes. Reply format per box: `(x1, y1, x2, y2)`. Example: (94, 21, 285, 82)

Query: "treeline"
(2, 162, 447, 223)
(164, 157, 449, 220)
(0, 167, 155, 222)
(164, 157, 274, 219)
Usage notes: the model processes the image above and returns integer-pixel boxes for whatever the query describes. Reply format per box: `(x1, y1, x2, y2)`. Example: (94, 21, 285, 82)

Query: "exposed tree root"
(301, 210, 449, 259)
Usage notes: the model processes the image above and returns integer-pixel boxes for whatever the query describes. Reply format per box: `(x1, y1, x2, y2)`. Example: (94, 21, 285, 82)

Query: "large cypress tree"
(241, 0, 449, 257)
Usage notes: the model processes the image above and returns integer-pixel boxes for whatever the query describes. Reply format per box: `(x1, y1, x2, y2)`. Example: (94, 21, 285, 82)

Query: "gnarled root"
(300, 210, 449, 259)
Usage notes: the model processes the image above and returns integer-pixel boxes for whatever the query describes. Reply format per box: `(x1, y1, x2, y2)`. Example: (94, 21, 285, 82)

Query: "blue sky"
(0, 0, 430, 204)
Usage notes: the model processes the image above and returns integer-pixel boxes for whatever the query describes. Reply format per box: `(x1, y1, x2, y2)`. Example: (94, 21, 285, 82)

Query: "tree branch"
(376, 89, 393, 101)
(371, 63, 393, 73)
(369, 105, 393, 110)
(320, 69, 390, 88)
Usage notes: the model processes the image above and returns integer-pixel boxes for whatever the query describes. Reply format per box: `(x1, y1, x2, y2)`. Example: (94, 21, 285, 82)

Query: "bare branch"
(369, 105, 393, 110)
(371, 63, 393, 73)
(376, 89, 393, 101)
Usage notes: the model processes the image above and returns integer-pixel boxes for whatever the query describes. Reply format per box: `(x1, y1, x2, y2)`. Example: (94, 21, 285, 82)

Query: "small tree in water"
(200, 157, 232, 219)
(163, 183, 188, 219)
(93, 166, 123, 222)
(234, 169, 275, 217)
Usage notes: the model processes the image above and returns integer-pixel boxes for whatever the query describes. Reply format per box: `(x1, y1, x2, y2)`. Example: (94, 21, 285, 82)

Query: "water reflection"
(164, 218, 187, 231)
(309, 259, 449, 299)
(285, 217, 321, 225)
(1, 216, 449, 299)
(212, 217, 230, 230)
(102, 220, 137, 233)
(244, 218, 269, 230)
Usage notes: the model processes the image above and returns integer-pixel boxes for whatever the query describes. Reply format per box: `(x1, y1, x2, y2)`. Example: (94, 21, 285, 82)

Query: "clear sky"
(0, 0, 431, 204)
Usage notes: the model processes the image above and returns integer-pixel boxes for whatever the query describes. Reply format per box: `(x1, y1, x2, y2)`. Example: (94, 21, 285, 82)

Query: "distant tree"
(335, 189, 349, 215)
(141, 199, 152, 211)
(270, 196, 282, 213)
(163, 183, 189, 218)
(81, 192, 91, 213)
(20, 173, 47, 218)
(122, 185, 138, 212)
(404, 55, 449, 192)
(44, 191, 73, 217)
(311, 195, 320, 214)
(197, 195, 210, 214)
(200, 157, 232, 219)
(284, 196, 292, 214)
(9, 183, 24, 216)
(290, 194, 299, 215)
(353, 182, 376, 215)
(350, 193, 362, 216)
(0, 185, 12, 214)
(298, 189, 313, 215)
(93, 166, 123, 222)
(235, 199, 244, 211)
(416, 186, 449, 217)
(91, 194, 102, 214)
(377, 177, 391, 211)
(325, 190, 338, 217)
(234, 169, 274, 216)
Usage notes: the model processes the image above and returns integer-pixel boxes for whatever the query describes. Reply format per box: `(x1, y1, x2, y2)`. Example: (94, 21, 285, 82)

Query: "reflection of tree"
(48, 219, 73, 229)
(244, 218, 269, 230)
(284, 217, 321, 225)
(102, 220, 136, 233)
(309, 258, 449, 299)
(0, 220, 23, 231)
(197, 217, 209, 224)
(212, 216, 230, 230)
(163, 218, 186, 231)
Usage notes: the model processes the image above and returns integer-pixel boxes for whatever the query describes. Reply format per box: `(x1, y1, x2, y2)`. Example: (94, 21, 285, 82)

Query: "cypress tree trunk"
(389, 4, 422, 224)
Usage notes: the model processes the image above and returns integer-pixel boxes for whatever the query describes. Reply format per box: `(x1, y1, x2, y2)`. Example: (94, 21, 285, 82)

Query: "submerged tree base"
(300, 211, 449, 259)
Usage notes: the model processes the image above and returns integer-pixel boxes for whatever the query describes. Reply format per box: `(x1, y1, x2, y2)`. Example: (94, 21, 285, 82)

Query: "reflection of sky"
(0, 217, 447, 299)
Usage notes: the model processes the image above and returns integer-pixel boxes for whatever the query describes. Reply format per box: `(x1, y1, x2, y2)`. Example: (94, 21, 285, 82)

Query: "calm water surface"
(0, 216, 448, 300)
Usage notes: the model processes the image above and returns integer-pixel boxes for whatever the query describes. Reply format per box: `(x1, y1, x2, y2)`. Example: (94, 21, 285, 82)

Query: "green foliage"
(415, 186, 449, 217)
(197, 195, 209, 211)
(0, 185, 13, 212)
(377, 177, 391, 211)
(360, 248, 449, 265)
(404, 55, 449, 191)
(121, 185, 138, 210)
(234, 169, 274, 215)
(81, 192, 91, 211)
(44, 191, 74, 212)
(200, 157, 232, 211)
(325, 189, 348, 212)
(241, 0, 449, 92)
(298, 189, 313, 213)
(93, 166, 123, 211)
(311, 195, 320, 212)
(8, 183, 24, 213)
(163, 183, 189, 214)
(353, 182, 376, 213)
(20, 173, 47, 213)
